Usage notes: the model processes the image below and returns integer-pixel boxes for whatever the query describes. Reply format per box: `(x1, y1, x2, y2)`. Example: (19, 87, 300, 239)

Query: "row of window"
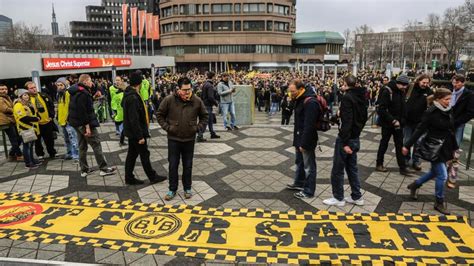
(162, 3, 291, 17)
(104, 1, 146, 7)
(163, 45, 293, 55)
(162, 20, 290, 33)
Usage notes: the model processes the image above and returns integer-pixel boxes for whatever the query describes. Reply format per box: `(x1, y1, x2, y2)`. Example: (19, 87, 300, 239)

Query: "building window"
(212, 21, 232, 31)
(274, 21, 289, 32)
(243, 21, 265, 31)
(234, 3, 241, 13)
(274, 4, 289, 15)
(203, 4, 209, 14)
(243, 3, 266, 13)
(266, 21, 273, 31)
(203, 21, 210, 31)
(173, 5, 178, 15)
(173, 22, 179, 32)
(212, 4, 232, 14)
(234, 21, 241, 31)
(267, 4, 273, 13)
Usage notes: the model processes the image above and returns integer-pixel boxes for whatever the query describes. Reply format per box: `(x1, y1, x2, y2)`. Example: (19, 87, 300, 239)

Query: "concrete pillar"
(313, 64, 316, 77)
(209, 62, 212, 72)
(111, 66, 117, 83)
(215, 62, 218, 73)
(151, 64, 156, 92)
(352, 62, 357, 76)
(31, 71, 41, 92)
(322, 64, 325, 80)
(334, 63, 338, 84)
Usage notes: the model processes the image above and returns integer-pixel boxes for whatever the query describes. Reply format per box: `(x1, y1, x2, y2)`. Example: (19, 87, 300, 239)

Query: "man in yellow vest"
(109, 76, 123, 135)
(25, 81, 57, 160)
(140, 75, 153, 123)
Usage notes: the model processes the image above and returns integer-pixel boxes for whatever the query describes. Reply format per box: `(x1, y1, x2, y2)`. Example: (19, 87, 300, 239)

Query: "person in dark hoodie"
(323, 75, 368, 207)
(68, 74, 116, 178)
(197, 71, 220, 142)
(285, 79, 320, 199)
(402, 88, 457, 215)
(122, 71, 167, 185)
(404, 74, 432, 171)
(375, 75, 412, 176)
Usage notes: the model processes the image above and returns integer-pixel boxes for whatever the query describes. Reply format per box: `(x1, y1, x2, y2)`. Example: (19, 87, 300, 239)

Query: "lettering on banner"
(81, 211, 133, 233)
(179, 217, 230, 244)
(255, 220, 293, 250)
(32, 207, 84, 229)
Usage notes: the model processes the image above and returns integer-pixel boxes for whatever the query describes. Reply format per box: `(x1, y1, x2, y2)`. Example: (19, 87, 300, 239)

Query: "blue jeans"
(22, 141, 35, 166)
(270, 102, 279, 114)
(221, 102, 236, 128)
(455, 124, 465, 146)
(415, 161, 447, 199)
(62, 125, 79, 159)
(331, 137, 361, 201)
(403, 125, 420, 166)
(4, 124, 22, 157)
(294, 148, 317, 196)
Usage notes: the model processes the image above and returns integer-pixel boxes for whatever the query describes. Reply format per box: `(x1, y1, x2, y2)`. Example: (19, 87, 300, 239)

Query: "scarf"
(178, 90, 193, 102)
(434, 101, 451, 112)
(293, 88, 306, 100)
(450, 87, 464, 107)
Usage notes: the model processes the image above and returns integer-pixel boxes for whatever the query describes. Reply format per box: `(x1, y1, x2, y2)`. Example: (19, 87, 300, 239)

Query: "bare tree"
(5, 22, 54, 51)
(343, 28, 352, 54)
(354, 24, 374, 68)
(61, 22, 71, 37)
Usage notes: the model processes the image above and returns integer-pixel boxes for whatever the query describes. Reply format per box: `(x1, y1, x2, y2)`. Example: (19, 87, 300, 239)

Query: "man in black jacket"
(323, 75, 368, 207)
(123, 71, 166, 185)
(404, 74, 433, 171)
(286, 80, 320, 199)
(451, 74, 474, 145)
(375, 75, 412, 176)
(197, 71, 220, 142)
(68, 74, 115, 178)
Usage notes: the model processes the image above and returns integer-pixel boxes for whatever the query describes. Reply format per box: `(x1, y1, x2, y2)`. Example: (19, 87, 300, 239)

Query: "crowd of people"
(0, 68, 473, 214)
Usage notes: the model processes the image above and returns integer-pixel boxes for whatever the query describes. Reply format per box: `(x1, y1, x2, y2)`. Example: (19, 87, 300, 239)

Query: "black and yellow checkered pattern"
(0, 192, 472, 265)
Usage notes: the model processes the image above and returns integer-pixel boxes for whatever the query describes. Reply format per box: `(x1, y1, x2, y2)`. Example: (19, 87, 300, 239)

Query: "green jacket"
(112, 90, 124, 122)
(109, 85, 118, 110)
(140, 79, 151, 101)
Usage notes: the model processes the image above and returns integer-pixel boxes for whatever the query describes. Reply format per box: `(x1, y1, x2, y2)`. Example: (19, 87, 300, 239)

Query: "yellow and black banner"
(0, 192, 473, 265)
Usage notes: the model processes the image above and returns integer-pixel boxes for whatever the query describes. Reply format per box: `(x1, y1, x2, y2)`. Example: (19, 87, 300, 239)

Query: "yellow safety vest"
(57, 91, 70, 126)
(30, 94, 51, 125)
(13, 101, 39, 135)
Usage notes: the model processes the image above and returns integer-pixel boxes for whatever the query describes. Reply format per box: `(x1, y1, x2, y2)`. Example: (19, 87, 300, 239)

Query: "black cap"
(129, 71, 143, 87)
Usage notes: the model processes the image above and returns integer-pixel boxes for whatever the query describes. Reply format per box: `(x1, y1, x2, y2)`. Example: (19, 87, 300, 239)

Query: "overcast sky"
(0, 0, 466, 35)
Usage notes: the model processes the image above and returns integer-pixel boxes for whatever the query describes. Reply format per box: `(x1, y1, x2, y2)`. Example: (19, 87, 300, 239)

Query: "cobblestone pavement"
(0, 111, 472, 265)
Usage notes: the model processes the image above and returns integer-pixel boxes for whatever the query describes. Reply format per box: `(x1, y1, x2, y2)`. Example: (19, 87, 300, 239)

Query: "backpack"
(304, 95, 331, 132)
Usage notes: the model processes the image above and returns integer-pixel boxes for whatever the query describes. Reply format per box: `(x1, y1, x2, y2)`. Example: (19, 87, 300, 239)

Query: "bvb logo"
(125, 213, 181, 239)
(0, 203, 43, 227)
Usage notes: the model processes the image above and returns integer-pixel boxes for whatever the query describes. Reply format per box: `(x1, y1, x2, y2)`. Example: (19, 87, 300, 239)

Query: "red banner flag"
(121, 4, 128, 34)
(130, 7, 138, 37)
(152, 15, 160, 40)
(138, 10, 146, 38)
(43, 58, 132, 71)
(146, 13, 153, 39)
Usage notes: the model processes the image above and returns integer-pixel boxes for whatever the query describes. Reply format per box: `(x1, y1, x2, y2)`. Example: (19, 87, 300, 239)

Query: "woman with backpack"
(402, 88, 458, 215)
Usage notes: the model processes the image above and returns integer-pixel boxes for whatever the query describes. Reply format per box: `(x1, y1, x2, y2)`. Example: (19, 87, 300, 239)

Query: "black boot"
(407, 182, 421, 200)
(125, 177, 145, 185)
(434, 198, 450, 215)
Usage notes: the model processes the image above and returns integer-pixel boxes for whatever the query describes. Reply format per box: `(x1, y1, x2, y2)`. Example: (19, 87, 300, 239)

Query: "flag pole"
(131, 35, 134, 55)
(139, 13, 142, 55)
(123, 32, 126, 55)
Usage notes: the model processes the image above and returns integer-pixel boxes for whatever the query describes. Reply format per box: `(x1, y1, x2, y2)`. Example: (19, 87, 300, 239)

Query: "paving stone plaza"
(0, 112, 472, 265)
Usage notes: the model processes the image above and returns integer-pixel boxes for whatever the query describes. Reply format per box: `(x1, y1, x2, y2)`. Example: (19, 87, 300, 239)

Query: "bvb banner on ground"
(0, 193, 473, 265)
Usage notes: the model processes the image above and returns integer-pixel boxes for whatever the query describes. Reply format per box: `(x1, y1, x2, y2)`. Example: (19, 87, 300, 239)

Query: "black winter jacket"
(293, 88, 320, 150)
(405, 105, 458, 162)
(201, 80, 218, 107)
(405, 84, 433, 126)
(68, 83, 99, 128)
(338, 88, 368, 145)
(377, 81, 406, 128)
(123, 86, 150, 140)
(452, 88, 474, 128)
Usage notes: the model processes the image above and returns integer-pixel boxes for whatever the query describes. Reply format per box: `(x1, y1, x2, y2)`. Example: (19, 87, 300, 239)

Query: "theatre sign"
(42, 57, 132, 71)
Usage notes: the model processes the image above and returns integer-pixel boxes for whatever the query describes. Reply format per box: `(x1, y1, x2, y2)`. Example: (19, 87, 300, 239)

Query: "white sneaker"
(323, 198, 345, 207)
(345, 197, 364, 206)
(100, 167, 116, 177)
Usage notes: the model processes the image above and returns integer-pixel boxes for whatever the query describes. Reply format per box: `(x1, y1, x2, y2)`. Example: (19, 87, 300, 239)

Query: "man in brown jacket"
(0, 84, 22, 161)
(157, 77, 208, 201)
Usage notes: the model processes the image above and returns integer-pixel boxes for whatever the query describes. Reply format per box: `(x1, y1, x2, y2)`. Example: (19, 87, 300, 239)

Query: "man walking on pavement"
(375, 75, 412, 176)
(217, 73, 239, 131)
(197, 71, 220, 142)
(68, 74, 116, 178)
(122, 71, 167, 185)
(285, 80, 320, 199)
(157, 77, 208, 201)
(323, 75, 368, 207)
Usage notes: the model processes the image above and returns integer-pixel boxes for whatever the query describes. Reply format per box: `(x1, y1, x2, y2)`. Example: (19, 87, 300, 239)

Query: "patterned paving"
(0, 110, 472, 265)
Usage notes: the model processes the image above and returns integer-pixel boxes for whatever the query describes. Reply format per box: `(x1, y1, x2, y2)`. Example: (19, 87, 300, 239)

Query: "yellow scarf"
(294, 88, 306, 100)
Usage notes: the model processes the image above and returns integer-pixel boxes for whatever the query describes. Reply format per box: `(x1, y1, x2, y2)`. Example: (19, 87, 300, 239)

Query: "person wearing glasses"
(157, 77, 208, 201)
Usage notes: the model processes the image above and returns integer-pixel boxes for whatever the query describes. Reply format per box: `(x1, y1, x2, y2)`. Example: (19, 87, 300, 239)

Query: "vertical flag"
(130, 7, 138, 37)
(138, 10, 146, 38)
(146, 13, 153, 39)
(152, 15, 160, 40)
(121, 4, 128, 34)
